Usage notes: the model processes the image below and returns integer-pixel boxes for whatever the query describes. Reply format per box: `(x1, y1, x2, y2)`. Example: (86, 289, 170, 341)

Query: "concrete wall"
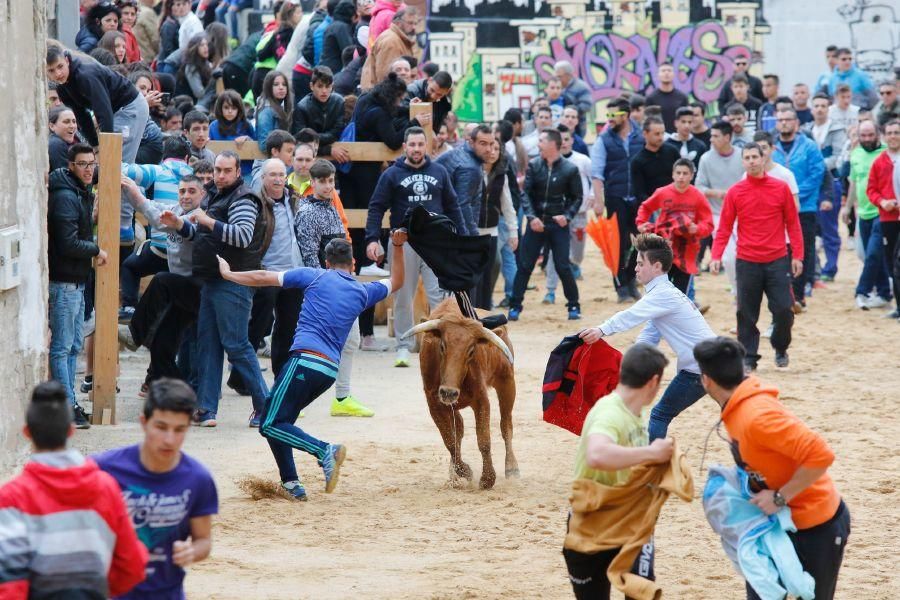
(763, 0, 899, 90)
(0, 2, 49, 470)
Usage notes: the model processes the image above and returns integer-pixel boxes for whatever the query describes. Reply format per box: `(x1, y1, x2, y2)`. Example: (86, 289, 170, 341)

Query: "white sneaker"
(360, 264, 390, 277)
(866, 294, 888, 309)
(855, 294, 870, 310)
(394, 348, 410, 367)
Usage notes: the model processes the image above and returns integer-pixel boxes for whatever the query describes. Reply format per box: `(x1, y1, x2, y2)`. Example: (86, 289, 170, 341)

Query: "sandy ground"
(42, 241, 900, 598)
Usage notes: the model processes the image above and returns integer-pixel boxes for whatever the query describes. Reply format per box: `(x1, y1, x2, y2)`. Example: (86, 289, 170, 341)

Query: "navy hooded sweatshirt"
(365, 156, 468, 244)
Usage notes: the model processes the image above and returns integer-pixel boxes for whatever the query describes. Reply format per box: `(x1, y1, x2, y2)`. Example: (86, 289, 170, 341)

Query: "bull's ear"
(479, 314, 508, 330)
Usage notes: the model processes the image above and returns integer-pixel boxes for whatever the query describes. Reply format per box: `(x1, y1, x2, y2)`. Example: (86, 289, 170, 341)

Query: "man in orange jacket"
(693, 336, 850, 600)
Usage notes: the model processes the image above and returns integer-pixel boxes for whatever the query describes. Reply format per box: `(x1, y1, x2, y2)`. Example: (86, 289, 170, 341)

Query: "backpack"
(542, 335, 622, 435)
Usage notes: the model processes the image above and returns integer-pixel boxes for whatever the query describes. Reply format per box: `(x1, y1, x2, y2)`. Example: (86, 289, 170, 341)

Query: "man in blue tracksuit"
(365, 126, 468, 367)
(772, 107, 825, 308)
(217, 232, 407, 500)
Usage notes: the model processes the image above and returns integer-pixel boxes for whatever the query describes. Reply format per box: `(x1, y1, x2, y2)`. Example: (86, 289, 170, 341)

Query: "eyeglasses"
(73, 161, 97, 169)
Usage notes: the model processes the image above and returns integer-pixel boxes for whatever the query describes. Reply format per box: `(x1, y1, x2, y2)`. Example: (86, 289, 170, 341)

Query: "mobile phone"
(160, 92, 172, 105)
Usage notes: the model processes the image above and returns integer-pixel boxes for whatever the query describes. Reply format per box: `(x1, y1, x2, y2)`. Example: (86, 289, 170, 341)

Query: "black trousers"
(605, 195, 638, 290)
(881, 221, 900, 311)
(668, 265, 691, 294)
(511, 221, 580, 310)
(121, 246, 169, 307)
(229, 286, 303, 389)
(791, 212, 818, 302)
(473, 235, 498, 310)
(292, 71, 312, 108)
(350, 227, 376, 336)
(735, 255, 794, 364)
(563, 538, 655, 600)
(129, 272, 201, 383)
(746, 501, 850, 600)
(250, 67, 271, 105)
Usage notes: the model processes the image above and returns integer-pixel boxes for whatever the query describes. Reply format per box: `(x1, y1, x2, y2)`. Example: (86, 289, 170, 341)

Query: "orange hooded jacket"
(721, 376, 840, 530)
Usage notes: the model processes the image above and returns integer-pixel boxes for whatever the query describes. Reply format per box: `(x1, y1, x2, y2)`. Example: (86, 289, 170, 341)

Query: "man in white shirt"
(521, 105, 553, 159)
(577, 234, 716, 440)
(544, 124, 593, 303)
(746, 131, 800, 206)
(827, 84, 860, 132)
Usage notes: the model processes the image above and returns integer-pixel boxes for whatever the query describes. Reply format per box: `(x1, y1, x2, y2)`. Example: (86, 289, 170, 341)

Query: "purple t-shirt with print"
(94, 444, 218, 600)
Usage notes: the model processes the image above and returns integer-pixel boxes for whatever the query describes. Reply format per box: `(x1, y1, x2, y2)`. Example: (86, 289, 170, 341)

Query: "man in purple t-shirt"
(95, 379, 218, 600)
(217, 232, 407, 500)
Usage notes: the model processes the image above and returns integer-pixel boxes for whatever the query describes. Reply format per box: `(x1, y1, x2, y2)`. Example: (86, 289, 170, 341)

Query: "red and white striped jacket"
(0, 451, 148, 599)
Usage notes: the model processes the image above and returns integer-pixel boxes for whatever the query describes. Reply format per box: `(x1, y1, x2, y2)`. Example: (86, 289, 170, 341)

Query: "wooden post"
(91, 132, 123, 425)
(409, 102, 434, 156)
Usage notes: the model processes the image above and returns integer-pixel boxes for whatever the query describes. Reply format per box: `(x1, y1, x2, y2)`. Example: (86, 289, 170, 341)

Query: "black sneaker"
(80, 375, 93, 393)
(775, 352, 789, 368)
(743, 359, 758, 373)
(73, 404, 91, 429)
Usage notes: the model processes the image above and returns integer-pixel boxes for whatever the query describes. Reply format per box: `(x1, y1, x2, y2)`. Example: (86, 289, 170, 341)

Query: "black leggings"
(563, 538, 655, 600)
(746, 501, 850, 600)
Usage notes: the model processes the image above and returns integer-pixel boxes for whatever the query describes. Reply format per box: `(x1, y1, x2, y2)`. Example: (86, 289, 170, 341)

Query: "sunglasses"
(606, 110, 628, 118)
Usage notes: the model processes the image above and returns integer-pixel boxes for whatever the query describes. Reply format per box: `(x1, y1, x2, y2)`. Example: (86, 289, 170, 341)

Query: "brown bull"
(401, 298, 518, 489)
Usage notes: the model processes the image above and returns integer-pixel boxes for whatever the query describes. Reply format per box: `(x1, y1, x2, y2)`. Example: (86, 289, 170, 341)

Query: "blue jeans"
(855, 217, 891, 299)
(48, 282, 86, 405)
(196, 279, 269, 414)
(215, 2, 240, 39)
(497, 220, 517, 299)
(648, 370, 707, 441)
(817, 184, 841, 277)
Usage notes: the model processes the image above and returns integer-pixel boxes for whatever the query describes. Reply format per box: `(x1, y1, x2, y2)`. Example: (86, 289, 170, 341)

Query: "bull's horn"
(399, 319, 442, 340)
(480, 327, 514, 365)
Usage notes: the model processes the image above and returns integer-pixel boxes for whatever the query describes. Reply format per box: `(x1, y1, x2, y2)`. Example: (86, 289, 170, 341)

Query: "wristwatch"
(773, 490, 787, 507)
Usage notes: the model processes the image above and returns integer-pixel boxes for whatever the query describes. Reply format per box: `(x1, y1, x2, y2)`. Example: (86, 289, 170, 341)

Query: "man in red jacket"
(711, 143, 803, 370)
(0, 382, 148, 599)
(866, 118, 900, 319)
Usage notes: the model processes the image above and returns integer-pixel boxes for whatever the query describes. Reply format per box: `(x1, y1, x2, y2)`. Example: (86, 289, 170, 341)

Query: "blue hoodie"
(773, 134, 825, 214)
(365, 157, 468, 243)
(827, 65, 877, 110)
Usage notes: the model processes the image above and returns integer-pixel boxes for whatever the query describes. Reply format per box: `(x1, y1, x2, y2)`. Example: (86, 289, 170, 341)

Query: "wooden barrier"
(91, 133, 123, 425)
(206, 102, 434, 162)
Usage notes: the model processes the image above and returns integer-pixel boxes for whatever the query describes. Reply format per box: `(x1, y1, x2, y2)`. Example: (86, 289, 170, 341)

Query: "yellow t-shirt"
(572, 392, 648, 486)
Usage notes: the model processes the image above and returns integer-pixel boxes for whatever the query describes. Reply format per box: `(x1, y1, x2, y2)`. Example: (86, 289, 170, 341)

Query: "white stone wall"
(0, 2, 49, 471)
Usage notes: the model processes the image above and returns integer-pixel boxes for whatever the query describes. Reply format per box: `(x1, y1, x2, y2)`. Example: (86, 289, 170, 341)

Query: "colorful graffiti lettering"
(532, 20, 751, 103)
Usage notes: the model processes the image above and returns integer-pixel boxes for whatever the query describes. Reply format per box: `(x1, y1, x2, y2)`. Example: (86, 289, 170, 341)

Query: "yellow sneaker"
(331, 396, 374, 417)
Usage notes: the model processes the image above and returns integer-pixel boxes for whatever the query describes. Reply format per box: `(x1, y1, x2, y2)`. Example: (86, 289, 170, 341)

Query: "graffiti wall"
(427, 0, 899, 126)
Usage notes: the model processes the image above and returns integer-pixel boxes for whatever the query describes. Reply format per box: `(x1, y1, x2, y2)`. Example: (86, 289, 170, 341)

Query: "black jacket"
(291, 92, 345, 152)
(300, 9, 328, 65)
(521, 156, 582, 223)
(56, 55, 139, 147)
(320, 0, 356, 74)
(192, 178, 272, 279)
(49, 134, 73, 172)
(399, 78, 451, 134)
(338, 92, 410, 210)
(630, 144, 681, 203)
(333, 55, 364, 96)
(47, 168, 99, 284)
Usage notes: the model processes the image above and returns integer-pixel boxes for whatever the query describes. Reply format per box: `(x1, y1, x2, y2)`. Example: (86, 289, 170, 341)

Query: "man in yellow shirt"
(566, 343, 674, 599)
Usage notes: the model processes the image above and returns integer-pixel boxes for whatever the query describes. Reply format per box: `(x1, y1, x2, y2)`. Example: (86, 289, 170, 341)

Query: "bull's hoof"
(479, 472, 496, 490)
(505, 468, 520, 479)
